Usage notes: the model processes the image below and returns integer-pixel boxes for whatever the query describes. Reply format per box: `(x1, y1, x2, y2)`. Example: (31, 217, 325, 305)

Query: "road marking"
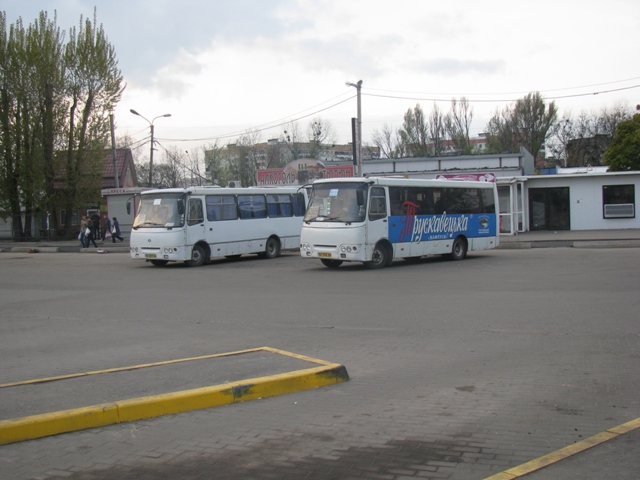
(484, 417, 640, 479)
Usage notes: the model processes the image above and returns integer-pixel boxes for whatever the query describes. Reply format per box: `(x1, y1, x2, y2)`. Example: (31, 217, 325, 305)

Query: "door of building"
(528, 187, 570, 230)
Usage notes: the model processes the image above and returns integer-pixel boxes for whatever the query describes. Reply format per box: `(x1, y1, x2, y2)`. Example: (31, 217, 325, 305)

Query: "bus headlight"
(301, 243, 311, 251)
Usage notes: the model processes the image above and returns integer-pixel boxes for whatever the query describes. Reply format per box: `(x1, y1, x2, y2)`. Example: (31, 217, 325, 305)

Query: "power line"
(363, 84, 640, 103)
(155, 95, 355, 143)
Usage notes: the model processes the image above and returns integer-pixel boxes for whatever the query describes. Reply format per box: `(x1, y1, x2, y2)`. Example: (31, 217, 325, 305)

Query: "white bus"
(130, 186, 307, 267)
(300, 177, 499, 269)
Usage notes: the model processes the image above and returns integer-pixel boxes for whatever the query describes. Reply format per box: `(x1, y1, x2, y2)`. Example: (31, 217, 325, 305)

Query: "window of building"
(602, 185, 635, 218)
(59, 210, 79, 226)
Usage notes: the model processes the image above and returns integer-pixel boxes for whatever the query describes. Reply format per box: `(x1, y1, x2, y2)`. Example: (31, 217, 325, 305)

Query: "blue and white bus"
(130, 186, 306, 267)
(299, 177, 499, 268)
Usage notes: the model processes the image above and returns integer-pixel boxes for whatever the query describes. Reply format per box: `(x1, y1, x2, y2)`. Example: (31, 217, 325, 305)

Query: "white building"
(361, 149, 640, 234)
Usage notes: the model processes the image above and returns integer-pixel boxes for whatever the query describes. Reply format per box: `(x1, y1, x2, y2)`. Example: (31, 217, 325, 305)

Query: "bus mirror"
(357, 190, 365, 206)
(177, 200, 185, 215)
(126, 201, 131, 215)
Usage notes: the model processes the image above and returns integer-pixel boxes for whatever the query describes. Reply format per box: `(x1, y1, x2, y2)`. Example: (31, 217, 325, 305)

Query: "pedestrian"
(102, 214, 112, 241)
(111, 217, 124, 242)
(86, 216, 99, 248)
(80, 215, 89, 247)
(90, 212, 101, 240)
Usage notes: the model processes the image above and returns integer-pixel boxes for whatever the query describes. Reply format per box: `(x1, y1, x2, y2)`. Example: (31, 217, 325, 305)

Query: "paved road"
(1, 248, 639, 479)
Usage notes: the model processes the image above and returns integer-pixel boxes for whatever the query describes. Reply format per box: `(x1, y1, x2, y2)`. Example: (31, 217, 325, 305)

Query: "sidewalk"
(2, 229, 640, 253)
(498, 228, 640, 249)
(0, 237, 130, 253)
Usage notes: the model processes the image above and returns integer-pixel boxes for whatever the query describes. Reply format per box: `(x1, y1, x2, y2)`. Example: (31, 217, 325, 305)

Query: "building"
(0, 148, 138, 240)
(360, 148, 640, 234)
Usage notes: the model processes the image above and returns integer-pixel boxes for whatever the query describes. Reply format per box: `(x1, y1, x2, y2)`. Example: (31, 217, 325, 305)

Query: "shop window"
(603, 185, 635, 218)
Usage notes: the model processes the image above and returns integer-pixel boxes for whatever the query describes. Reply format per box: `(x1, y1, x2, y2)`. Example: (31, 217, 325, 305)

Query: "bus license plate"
(318, 252, 332, 258)
(145, 253, 157, 259)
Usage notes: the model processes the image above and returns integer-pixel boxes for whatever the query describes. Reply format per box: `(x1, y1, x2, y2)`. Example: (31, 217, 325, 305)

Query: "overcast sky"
(2, 0, 639, 158)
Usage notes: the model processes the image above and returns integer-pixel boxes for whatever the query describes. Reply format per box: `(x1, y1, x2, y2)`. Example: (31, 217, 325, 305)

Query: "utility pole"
(130, 109, 171, 187)
(346, 80, 363, 176)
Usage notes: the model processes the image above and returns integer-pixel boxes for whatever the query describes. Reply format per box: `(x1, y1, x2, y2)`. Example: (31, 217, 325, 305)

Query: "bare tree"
(231, 129, 262, 187)
(307, 117, 335, 159)
(283, 121, 303, 160)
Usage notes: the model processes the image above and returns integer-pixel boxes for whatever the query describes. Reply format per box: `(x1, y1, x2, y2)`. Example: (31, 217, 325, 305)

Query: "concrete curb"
(484, 417, 640, 479)
(0, 347, 349, 446)
(497, 239, 640, 250)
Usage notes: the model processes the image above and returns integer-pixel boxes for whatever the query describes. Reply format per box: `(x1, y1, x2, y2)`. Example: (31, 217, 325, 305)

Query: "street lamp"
(130, 109, 172, 187)
(345, 80, 363, 176)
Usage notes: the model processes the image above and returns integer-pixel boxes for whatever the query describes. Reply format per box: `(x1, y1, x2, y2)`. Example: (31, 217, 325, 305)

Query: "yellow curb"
(484, 417, 640, 479)
(0, 348, 349, 445)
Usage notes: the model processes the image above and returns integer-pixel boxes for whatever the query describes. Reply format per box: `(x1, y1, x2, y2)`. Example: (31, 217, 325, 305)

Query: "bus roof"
(141, 185, 305, 196)
(310, 176, 496, 188)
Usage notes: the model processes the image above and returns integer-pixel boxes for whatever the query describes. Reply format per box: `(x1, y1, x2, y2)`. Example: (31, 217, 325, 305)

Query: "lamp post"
(345, 80, 363, 176)
(130, 109, 171, 187)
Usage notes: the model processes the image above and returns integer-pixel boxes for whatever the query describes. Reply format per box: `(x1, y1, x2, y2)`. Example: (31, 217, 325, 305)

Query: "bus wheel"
(186, 244, 206, 267)
(263, 237, 281, 259)
(449, 236, 468, 261)
(321, 259, 343, 268)
(150, 260, 168, 267)
(365, 243, 389, 269)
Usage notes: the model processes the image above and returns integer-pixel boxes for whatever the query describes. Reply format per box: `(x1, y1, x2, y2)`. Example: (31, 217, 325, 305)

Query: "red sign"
(257, 163, 354, 186)
(436, 173, 496, 182)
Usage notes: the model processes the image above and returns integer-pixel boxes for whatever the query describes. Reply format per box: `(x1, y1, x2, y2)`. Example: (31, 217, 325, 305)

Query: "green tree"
(60, 10, 123, 236)
(604, 107, 640, 171)
(398, 104, 430, 157)
(486, 92, 557, 157)
(445, 97, 473, 155)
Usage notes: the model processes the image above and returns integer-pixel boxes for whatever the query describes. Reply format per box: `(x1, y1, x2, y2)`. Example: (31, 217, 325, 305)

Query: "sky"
(2, 0, 640, 161)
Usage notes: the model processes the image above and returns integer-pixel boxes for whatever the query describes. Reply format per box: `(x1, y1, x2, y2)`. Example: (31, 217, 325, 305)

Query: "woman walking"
(111, 217, 124, 242)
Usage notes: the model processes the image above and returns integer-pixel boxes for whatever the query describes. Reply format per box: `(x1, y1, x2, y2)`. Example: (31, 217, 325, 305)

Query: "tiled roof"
(101, 148, 137, 188)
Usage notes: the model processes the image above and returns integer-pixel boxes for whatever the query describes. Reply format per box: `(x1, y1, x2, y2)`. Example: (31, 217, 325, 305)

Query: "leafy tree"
(604, 106, 640, 171)
(445, 97, 473, 155)
(429, 103, 447, 156)
(60, 10, 123, 236)
(398, 104, 430, 157)
(486, 92, 557, 157)
(485, 105, 519, 153)
(0, 10, 123, 239)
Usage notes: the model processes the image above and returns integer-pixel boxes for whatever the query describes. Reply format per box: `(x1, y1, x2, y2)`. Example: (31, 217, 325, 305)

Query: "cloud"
(414, 58, 506, 76)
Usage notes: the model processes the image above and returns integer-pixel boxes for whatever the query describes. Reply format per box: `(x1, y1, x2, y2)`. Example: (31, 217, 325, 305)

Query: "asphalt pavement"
(1, 229, 639, 479)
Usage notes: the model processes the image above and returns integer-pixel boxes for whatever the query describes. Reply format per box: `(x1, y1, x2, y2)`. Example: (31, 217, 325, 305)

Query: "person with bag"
(85, 217, 98, 248)
(80, 215, 89, 247)
(111, 217, 124, 242)
(102, 214, 112, 241)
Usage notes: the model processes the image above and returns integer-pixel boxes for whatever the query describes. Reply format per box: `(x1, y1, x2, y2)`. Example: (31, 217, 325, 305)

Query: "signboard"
(436, 173, 496, 182)
(257, 160, 354, 186)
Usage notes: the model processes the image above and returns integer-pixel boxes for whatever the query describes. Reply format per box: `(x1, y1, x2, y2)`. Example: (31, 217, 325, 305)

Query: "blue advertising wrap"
(388, 213, 496, 243)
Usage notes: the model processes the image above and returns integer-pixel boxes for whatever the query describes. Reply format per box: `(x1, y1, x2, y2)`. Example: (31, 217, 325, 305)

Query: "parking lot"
(1, 247, 639, 479)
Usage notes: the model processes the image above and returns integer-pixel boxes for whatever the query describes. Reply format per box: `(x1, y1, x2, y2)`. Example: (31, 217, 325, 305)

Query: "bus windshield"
(133, 193, 186, 229)
(304, 182, 367, 224)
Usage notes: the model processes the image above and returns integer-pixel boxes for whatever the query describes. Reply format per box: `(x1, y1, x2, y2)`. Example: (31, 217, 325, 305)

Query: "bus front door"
(186, 198, 206, 253)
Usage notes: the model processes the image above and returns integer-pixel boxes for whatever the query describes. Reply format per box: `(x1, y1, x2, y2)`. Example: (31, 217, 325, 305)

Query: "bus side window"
(369, 187, 387, 221)
(188, 199, 204, 225)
